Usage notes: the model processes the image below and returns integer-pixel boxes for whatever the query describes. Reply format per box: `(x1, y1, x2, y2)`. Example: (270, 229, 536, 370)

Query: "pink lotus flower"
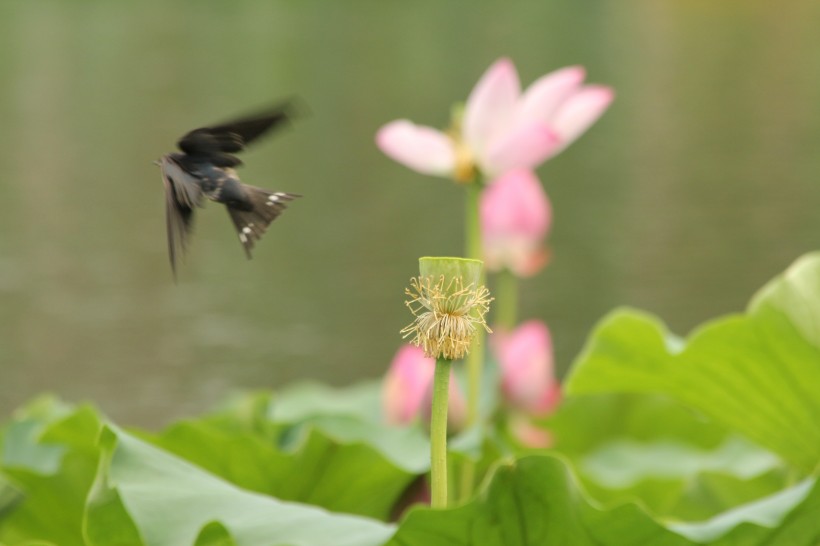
(382, 345, 435, 425)
(382, 345, 467, 431)
(481, 169, 551, 277)
(508, 413, 553, 449)
(376, 58, 614, 181)
(493, 321, 561, 417)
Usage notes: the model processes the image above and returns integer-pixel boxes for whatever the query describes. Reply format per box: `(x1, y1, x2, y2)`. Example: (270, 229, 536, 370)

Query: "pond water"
(0, 1, 818, 425)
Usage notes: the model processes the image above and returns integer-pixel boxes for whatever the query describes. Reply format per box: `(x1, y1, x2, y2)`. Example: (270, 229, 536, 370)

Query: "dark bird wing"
(160, 156, 204, 279)
(176, 101, 297, 156)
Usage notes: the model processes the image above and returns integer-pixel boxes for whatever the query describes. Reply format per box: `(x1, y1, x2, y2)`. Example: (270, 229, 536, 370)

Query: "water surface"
(0, 1, 818, 425)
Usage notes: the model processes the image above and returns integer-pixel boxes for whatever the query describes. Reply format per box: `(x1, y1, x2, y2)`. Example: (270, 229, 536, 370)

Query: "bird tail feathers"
(227, 186, 300, 259)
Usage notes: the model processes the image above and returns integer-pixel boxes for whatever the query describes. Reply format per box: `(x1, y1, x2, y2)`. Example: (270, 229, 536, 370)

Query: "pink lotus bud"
(508, 413, 554, 449)
(382, 344, 468, 430)
(493, 321, 561, 416)
(481, 170, 551, 277)
(382, 345, 435, 425)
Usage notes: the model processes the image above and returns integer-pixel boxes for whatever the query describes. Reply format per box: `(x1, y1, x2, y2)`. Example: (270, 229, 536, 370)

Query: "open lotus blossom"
(481, 169, 551, 277)
(376, 57, 614, 181)
(492, 320, 561, 417)
(382, 344, 467, 430)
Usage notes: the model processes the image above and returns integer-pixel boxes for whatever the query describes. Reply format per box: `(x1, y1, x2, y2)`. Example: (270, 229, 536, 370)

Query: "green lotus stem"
(406, 257, 491, 505)
(465, 181, 482, 262)
(464, 181, 485, 425)
(430, 357, 452, 508)
(463, 181, 484, 502)
(496, 268, 519, 330)
(458, 455, 475, 503)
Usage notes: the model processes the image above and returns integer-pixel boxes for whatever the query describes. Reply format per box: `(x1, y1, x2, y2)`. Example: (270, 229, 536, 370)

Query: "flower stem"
(461, 180, 484, 503)
(464, 181, 484, 425)
(465, 181, 482, 261)
(430, 357, 452, 508)
(458, 454, 475, 503)
(496, 268, 519, 330)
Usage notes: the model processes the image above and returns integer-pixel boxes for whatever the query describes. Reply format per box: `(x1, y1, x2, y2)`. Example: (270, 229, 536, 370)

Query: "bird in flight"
(157, 102, 301, 278)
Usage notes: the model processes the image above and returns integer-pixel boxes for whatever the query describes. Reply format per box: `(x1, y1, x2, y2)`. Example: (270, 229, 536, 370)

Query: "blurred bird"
(157, 102, 301, 278)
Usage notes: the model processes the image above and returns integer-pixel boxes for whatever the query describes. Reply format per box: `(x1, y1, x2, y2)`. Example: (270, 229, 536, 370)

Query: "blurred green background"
(0, 1, 817, 425)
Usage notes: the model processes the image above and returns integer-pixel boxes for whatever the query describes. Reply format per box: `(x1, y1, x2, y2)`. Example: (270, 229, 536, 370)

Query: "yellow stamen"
(401, 275, 492, 361)
(453, 141, 477, 184)
(446, 107, 477, 184)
